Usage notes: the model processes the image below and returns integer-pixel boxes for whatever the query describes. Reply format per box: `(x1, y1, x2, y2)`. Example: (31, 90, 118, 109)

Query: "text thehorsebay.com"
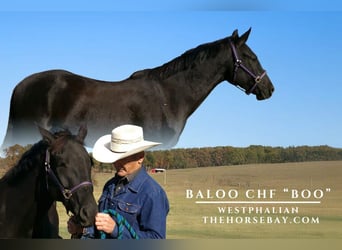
(185, 188, 331, 224)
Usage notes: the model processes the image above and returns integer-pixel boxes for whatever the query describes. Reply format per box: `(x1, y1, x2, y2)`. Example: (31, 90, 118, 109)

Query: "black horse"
(1, 28, 274, 150)
(0, 126, 97, 238)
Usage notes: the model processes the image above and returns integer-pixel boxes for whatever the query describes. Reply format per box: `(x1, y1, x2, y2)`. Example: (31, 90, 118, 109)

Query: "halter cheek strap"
(229, 39, 267, 95)
(45, 149, 93, 200)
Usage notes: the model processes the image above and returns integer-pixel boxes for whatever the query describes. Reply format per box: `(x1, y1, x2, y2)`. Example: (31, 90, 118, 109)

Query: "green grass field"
(56, 161, 342, 239)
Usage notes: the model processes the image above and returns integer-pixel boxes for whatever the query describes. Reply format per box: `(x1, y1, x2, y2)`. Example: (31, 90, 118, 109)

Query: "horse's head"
(225, 28, 274, 100)
(39, 126, 97, 227)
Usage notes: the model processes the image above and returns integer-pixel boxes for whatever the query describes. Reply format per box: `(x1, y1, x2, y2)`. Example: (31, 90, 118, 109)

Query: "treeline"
(1, 144, 342, 173)
(0, 144, 33, 172)
(143, 145, 342, 170)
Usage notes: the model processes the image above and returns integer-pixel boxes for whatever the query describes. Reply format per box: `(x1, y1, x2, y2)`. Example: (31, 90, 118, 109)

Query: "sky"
(1, 1, 342, 150)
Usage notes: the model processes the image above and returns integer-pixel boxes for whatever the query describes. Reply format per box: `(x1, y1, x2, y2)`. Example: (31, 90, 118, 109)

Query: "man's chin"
(116, 169, 127, 176)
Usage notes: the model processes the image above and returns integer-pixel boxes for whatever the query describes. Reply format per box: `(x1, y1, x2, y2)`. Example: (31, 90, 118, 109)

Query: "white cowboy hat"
(92, 124, 161, 163)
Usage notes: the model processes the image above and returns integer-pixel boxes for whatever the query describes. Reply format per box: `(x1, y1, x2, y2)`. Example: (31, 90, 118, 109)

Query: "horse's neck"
(0, 169, 37, 237)
(157, 53, 230, 117)
(0, 148, 52, 232)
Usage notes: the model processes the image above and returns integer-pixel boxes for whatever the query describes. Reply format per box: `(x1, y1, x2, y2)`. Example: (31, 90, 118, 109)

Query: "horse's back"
(10, 70, 80, 115)
(4, 70, 85, 147)
(13, 69, 90, 96)
(11, 69, 121, 107)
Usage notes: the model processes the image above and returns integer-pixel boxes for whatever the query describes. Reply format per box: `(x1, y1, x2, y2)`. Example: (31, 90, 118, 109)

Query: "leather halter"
(44, 149, 93, 200)
(229, 39, 267, 95)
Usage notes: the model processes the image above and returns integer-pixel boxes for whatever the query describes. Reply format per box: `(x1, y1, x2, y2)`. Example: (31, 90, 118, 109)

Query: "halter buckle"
(63, 189, 73, 200)
(235, 59, 242, 66)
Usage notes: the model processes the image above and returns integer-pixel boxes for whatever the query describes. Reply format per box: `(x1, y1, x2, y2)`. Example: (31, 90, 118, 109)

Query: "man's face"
(113, 152, 144, 177)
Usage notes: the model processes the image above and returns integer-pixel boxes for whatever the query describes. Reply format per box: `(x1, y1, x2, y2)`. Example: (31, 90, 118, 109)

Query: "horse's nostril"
(79, 204, 97, 226)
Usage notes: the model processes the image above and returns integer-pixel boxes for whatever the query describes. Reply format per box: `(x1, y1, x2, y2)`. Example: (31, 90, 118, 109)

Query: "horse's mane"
(2, 141, 48, 184)
(2, 129, 79, 184)
(129, 37, 229, 81)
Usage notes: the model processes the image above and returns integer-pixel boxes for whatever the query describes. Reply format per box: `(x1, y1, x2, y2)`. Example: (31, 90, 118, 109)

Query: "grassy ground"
(57, 161, 342, 239)
(1, 161, 341, 238)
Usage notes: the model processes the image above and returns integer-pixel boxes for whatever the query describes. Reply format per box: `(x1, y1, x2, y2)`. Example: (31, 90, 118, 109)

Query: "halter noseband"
(44, 149, 93, 200)
(229, 39, 267, 95)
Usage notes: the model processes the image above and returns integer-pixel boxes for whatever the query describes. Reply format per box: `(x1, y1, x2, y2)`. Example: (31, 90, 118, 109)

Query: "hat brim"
(92, 134, 161, 163)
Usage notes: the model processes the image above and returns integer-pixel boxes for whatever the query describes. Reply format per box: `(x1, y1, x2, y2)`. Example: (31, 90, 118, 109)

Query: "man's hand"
(95, 212, 117, 234)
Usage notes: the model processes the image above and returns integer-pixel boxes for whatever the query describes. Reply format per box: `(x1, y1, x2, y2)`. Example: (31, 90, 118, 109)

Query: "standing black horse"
(1, 28, 274, 150)
(0, 126, 97, 238)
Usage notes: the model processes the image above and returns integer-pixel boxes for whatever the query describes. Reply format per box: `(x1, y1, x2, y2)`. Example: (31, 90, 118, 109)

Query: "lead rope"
(100, 209, 139, 239)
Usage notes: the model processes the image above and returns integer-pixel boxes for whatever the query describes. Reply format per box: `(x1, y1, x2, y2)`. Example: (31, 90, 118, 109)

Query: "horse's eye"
(56, 163, 67, 169)
(243, 52, 257, 61)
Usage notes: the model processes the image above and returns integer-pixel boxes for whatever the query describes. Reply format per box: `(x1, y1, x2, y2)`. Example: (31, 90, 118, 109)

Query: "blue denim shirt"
(82, 167, 169, 239)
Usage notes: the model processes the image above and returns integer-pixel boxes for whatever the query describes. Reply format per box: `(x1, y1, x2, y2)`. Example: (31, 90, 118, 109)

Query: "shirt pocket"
(117, 201, 140, 214)
(117, 201, 141, 227)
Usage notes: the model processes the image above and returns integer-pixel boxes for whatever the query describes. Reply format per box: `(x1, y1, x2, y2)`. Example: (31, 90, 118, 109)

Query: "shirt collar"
(114, 167, 142, 184)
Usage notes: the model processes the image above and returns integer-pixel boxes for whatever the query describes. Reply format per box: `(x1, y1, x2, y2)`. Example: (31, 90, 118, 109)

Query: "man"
(68, 124, 169, 239)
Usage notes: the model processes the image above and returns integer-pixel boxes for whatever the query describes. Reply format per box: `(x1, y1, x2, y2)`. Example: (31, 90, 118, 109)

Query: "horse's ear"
(236, 28, 251, 46)
(76, 125, 87, 144)
(38, 125, 56, 144)
(231, 29, 239, 41)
